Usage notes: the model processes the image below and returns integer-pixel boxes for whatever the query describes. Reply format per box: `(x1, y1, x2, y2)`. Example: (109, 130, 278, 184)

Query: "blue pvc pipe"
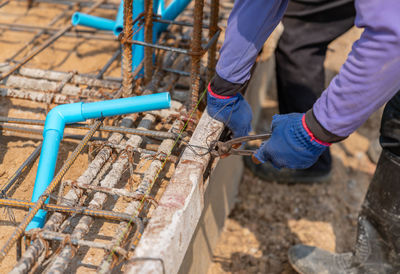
(113, 0, 124, 36)
(132, 0, 145, 76)
(71, 12, 115, 31)
(27, 92, 171, 231)
(155, 0, 192, 34)
(114, 0, 163, 37)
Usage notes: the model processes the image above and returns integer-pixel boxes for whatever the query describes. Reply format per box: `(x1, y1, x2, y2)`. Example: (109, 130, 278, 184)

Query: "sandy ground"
(208, 26, 383, 273)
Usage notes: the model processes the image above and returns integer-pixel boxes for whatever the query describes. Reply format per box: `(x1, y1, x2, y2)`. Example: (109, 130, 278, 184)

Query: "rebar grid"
(0, 0, 223, 272)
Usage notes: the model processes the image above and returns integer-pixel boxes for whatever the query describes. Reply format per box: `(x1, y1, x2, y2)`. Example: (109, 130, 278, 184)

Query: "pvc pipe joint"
(27, 93, 171, 231)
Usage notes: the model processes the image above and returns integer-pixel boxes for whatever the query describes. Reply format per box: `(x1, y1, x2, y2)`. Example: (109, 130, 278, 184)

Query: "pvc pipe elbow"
(28, 92, 171, 231)
(43, 102, 84, 136)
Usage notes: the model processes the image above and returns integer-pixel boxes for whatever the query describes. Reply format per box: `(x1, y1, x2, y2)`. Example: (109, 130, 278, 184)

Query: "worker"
(243, 0, 356, 183)
(207, 0, 400, 273)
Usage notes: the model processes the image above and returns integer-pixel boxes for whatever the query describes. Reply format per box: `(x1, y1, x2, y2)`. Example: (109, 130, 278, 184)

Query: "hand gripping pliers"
(210, 133, 271, 157)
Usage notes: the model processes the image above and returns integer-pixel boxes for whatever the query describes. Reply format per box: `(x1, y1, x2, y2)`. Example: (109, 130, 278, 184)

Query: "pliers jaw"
(210, 133, 271, 157)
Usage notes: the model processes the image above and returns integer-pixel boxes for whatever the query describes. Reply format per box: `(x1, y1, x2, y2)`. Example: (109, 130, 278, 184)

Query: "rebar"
(190, 0, 204, 123)
(0, 143, 42, 198)
(122, 0, 134, 97)
(97, 49, 121, 79)
(91, 141, 178, 162)
(0, 120, 102, 263)
(0, 198, 138, 222)
(14, 0, 118, 9)
(0, 65, 121, 89)
(144, 0, 154, 84)
(0, 116, 185, 139)
(24, 230, 130, 256)
(65, 180, 159, 203)
(207, 0, 220, 82)
(0, 0, 10, 8)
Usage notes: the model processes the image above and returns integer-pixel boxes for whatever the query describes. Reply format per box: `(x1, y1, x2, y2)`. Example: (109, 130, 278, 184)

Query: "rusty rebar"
(0, 198, 138, 222)
(122, 0, 134, 97)
(0, 143, 42, 198)
(24, 230, 131, 257)
(0, 120, 102, 263)
(190, 0, 204, 122)
(144, 0, 154, 84)
(0, 116, 186, 139)
(207, 0, 219, 82)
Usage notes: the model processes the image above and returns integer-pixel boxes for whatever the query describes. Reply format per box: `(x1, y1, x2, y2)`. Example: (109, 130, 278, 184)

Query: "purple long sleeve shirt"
(216, 0, 400, 137)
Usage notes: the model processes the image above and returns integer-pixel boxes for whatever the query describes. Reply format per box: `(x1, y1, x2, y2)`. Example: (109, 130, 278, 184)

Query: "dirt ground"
(208, 27, 382, 273)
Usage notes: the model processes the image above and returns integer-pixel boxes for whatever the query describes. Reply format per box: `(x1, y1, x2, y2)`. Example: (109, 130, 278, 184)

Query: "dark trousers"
(275, 0, 355, 171)
(381, 91, 400, 156)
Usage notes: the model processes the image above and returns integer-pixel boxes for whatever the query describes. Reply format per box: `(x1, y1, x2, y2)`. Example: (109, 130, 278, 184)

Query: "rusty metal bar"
(64, 180, 160, 202)
(207, 0, 219, 82)
(144, 0, 154, 84)
(0, 23, 111, 34)
(153, 17, 210, 29)
(0, 117, 184, 139)
(24, 230, 130, 256)
(0, 0, 10, 8)
(0, 198, 138, 222)
(190, 0, 204, 119)
(0, 143, 42, 198)
(122, 0, 134, 97)
(98, 49, 121, 79)
(0, 65, 121, 89)
(90, 141, 178, 162)
(14, 0, 118, 9)
(0, 120, 102, 263)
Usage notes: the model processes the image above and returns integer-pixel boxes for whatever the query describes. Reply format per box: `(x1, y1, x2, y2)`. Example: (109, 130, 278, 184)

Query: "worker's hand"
(207, 84, 252, 138)
(254, 113, 330, 169)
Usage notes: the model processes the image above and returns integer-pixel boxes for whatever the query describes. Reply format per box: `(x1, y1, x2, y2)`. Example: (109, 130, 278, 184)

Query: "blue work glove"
(254, 113, 330, 169)
(207, 84, 252, 138)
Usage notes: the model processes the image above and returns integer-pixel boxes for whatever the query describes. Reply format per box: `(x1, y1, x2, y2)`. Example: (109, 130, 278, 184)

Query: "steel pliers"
(210, 133, 271, 157)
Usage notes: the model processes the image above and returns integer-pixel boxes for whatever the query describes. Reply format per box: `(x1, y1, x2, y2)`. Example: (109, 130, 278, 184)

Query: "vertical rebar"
(122, 0, 134, 97)
(207, 0, 219, 82)
(190, 0, 204, 120)
(144, 0, 154, 84)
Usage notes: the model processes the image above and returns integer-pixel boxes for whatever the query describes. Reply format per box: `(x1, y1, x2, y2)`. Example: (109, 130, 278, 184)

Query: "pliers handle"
(211, 133, 271, 157)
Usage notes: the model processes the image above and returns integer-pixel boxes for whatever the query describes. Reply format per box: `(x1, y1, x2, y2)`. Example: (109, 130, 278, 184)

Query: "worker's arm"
(207, 0, 288, 138)
(255, 0, 400, 168)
